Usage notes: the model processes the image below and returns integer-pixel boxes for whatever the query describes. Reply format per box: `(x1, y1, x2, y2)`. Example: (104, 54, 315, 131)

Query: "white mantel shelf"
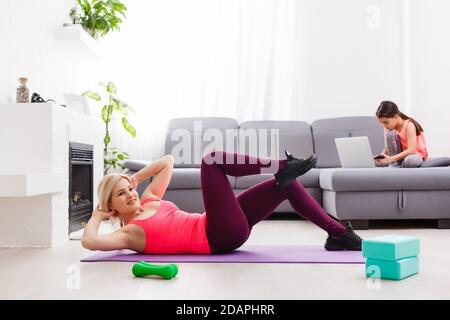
(0, 173, 65, 197)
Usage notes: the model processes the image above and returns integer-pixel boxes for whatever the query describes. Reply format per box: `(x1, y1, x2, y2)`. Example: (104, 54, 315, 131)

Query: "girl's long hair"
(376, 101, 423, 135)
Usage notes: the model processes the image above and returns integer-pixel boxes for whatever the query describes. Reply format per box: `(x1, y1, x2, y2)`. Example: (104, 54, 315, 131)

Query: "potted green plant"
(82, 82, 136, 174)
(70, 0, 127, 39)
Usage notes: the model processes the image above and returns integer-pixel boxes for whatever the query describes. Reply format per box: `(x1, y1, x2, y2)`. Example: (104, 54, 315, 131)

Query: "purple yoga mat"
(81, 245, 365, 264)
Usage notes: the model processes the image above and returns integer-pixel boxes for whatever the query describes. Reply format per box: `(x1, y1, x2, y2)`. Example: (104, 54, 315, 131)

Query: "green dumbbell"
(132, 261, 179, 279)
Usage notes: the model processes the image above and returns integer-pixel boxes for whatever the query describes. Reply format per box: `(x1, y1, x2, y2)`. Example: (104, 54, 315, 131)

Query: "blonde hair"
(97, 173, 133, 229)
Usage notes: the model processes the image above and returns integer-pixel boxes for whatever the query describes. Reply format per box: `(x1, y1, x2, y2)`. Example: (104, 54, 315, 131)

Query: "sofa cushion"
(123, 159, 150, 172)
(234, 187, 323, 208)
(235, 169, 320, 189)
(238, 120, 314, 160)
(311, 116, 384, 168)
(421, 157, 450, 167)
(168, 168, 235, 189)
(164, 117, 239, 168)
(320, 167, 450, 192)
(310, 130, 349, 168)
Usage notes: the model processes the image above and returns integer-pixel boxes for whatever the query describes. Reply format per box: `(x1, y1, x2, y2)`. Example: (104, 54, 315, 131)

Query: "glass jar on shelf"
(16, 77, 30, 103)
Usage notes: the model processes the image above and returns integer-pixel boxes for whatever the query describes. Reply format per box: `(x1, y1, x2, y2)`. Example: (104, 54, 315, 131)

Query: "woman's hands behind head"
(93, 205, 117, 221)
(129, 175, 139, 189)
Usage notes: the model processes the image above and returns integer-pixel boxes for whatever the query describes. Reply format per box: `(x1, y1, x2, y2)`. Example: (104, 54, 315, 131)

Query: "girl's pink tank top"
(397, 119, 428, 159)
(128, 197, 211, 254)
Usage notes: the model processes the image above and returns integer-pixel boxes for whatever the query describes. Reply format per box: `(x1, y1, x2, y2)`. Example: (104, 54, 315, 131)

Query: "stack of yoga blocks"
(363, 235, 420, 280)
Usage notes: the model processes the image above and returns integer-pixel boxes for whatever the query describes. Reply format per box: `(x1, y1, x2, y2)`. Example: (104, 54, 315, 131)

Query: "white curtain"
(99, 0, 299, 162)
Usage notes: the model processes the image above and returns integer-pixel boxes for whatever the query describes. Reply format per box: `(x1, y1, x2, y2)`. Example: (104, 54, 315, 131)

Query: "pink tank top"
(128, 197, 211, 254)
(397, 119, 428, 159)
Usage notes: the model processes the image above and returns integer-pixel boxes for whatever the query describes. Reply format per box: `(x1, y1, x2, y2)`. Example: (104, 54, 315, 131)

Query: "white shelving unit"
(0, 102, 104, 247)
(55, 24, 102, 56)
(0, 173, 65, 197)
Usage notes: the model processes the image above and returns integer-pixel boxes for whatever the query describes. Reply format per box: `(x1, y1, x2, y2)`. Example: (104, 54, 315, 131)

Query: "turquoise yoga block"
(366, 256, 419, 280)
(362, 235, 420, 261)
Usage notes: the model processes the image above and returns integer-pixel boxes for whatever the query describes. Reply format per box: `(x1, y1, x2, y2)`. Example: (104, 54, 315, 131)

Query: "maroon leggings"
(201, 151, 347, 254)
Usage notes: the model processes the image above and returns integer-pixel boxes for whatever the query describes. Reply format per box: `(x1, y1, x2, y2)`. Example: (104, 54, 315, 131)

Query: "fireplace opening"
(69, 142, 94, 234)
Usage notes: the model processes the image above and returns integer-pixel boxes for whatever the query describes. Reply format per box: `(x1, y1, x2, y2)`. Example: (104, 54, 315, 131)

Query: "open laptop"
(335, 136, 377, 168)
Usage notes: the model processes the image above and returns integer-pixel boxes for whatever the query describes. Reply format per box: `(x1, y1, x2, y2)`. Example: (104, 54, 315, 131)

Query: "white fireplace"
(0, 102, 104, 247)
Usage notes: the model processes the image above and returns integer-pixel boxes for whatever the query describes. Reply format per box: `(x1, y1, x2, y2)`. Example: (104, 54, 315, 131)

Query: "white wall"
(1, 0, 404, 120)
(296, 0, 405, 122)
(1, 0, 448, 157)
(404, 0, 450, 157)
(0, 0, 106, 105)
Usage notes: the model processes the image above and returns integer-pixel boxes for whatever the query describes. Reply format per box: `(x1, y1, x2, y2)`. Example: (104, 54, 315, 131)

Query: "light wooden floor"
(1, 220, 449, 300)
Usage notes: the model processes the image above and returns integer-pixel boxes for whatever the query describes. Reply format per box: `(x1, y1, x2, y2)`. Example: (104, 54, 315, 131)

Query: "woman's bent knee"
(202, 150, 227, 165)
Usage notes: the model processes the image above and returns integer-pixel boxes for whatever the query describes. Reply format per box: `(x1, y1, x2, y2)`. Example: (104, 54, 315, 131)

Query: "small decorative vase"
(16, 77, 30, 103)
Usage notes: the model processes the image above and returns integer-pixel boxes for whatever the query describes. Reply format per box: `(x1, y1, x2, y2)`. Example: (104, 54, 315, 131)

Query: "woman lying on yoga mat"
(81, 151, 362, 254)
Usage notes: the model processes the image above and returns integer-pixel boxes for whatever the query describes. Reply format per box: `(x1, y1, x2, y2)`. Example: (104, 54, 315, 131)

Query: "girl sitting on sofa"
(375, 100, 428, 167)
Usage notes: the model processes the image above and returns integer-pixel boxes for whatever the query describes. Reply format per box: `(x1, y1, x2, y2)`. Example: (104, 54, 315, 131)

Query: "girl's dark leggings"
(201, 151, 347, 254)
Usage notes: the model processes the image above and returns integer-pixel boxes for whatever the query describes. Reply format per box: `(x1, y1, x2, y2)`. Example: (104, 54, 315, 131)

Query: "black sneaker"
(324, 222, 363, 251)
(274, 150, 317, 189)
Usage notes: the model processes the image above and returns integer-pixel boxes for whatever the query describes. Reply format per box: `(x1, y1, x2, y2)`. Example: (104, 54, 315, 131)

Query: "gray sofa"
(124, 116, 450, 229)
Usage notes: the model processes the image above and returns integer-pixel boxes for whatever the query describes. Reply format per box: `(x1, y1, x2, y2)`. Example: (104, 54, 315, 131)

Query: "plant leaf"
(115, 97, 135, 113)
(83, 0, 91, 12)
(97, 18, 109, 31)
(102, 105, 109, 122)
(107, 82, 117, 94)
(110, 98, 120, 112)
(111, 3, 126, 12)
(122, 117, 136, 137)
(104, 133, 111, 145)
(112, 97, 131, 115)
(82, 91, 101, 101)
